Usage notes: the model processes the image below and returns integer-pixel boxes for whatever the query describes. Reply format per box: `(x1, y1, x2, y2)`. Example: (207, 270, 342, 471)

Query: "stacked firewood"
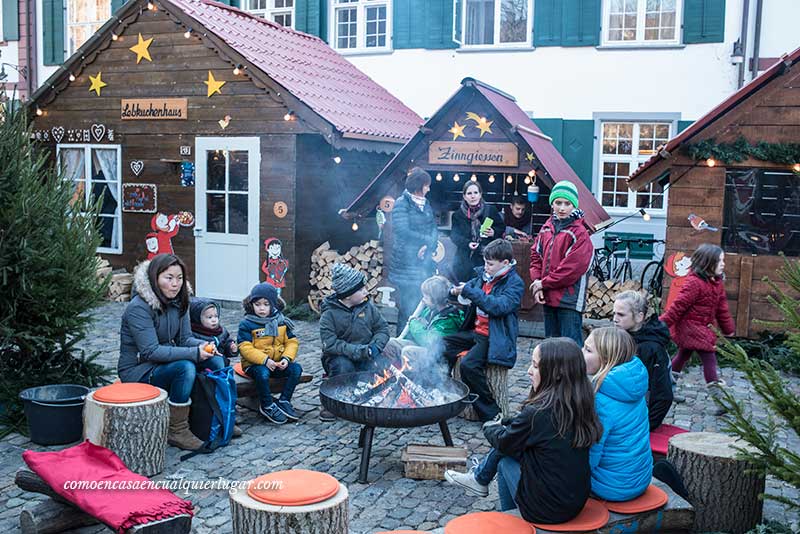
(96, 257, 133, 302)
(584, 277, 658, 319)
(308, 241, 384, 313)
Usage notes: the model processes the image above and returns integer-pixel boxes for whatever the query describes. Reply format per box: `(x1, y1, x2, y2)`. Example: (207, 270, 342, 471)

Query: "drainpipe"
(26, 0, 36, 97)
(735, 0, 749, 88)
(750, 0, 763, 81)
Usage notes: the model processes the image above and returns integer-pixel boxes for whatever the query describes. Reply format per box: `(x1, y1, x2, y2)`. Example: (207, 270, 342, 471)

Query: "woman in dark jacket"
(388, 168, 438, 334)
(450, 181, 505, 283)
(118, 254, 224, 451)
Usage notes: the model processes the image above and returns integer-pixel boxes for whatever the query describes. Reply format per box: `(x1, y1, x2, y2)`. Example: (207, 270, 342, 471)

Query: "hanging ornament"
(88, 72, 107, 96)
(526, 152, 535, 163)
(205, 71, 226, 97)
(448, 121, 466, 141)
(129, 33, 153, 63)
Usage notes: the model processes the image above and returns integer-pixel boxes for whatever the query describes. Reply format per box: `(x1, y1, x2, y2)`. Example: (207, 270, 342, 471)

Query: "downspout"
(736, 0, 749, 88)
(750, 0, 763, 81)
(26, 0, 35, 97)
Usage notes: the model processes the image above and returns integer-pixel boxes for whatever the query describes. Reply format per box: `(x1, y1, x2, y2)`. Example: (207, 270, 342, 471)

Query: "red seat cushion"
(92, 383, 160, 404)
(233, 362, 250, 379)
(445, 512, 535, 534)
(650, 424, 689, 455)
(531, 499, 609, 532)
(603, 484, 669, 514)
(247, 469, 339, 506)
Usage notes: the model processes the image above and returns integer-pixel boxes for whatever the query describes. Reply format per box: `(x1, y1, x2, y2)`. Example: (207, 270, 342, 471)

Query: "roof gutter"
(750, 0, 763, 81)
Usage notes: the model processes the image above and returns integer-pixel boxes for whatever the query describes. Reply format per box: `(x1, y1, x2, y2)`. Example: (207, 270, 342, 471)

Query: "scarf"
(552, 208, 585, 232)
(460, 199, 486, 242)
(245, 312, 295, 337)
(408, 190, 427, 211)
(504, 205, 531, 231)
(482, 259, 517, 283)
(191, 323, 223, 337)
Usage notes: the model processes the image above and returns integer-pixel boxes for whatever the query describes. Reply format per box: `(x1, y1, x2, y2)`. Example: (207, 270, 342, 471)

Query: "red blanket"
(23, 440, 193, 533)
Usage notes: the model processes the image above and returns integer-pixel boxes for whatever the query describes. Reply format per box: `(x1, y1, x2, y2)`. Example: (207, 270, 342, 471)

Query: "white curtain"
(60, 149, 85, 207)
(93, 149, 120, 250)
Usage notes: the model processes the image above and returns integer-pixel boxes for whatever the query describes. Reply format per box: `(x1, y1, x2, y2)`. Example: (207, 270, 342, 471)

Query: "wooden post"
(668, 432, 765, 533)
(229, 483, 348, 534)
(453, 361, 510, 421)
(83, 388, 169, 476)
(735, 255, 755, 337)
(19, 500, 99, 534)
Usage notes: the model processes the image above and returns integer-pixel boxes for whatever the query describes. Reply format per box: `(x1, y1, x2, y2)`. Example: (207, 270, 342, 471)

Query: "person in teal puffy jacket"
(582, 326, 653, 502)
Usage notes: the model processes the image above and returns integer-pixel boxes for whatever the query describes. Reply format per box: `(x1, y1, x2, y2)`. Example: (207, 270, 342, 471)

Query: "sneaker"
(706, 380, 728, 416)
(319, 408, 336, 422)
(445, 461, 489, 498)
(259, 402, 287, 424)
(275, 400, 299, 422)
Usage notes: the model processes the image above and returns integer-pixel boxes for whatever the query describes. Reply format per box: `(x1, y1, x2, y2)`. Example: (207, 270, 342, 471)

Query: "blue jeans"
(148, 356, 225, 403)
(474, 448, 522, 511)
(543, 305, 584, 346)
(245, 361, 303, 406)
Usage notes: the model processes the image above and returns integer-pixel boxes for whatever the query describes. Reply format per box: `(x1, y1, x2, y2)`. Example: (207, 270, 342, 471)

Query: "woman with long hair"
(450, 180, 505, 282)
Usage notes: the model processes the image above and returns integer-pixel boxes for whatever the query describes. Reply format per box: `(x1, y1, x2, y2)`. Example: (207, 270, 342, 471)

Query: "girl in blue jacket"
(582, 326, 653, 501)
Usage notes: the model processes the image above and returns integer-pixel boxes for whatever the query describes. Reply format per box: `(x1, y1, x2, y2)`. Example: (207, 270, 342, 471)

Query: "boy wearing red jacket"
(529, 180, 593, 346)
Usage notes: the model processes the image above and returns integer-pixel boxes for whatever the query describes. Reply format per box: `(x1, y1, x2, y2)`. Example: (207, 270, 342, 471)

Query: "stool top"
(93, 383, 161, 404)
(531, 499, 609, 532)
(445, 512, 535, 534)
(247, 469, 339, 506)
(233, 362, 250, 379)
(604, 485, 668, 514)
(650, 424, 689, 455)
(375, 531, 429, 534)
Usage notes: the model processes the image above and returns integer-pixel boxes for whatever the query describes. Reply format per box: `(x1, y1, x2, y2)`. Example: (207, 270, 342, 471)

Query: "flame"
(369, 369, 392, 389)
(397, 387, 417, 408)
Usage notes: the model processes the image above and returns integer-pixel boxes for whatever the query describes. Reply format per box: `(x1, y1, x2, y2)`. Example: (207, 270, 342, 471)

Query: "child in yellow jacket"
(238, 283, 302, 424)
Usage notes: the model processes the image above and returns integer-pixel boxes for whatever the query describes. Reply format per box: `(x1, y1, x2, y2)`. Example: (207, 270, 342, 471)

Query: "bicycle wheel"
(641, 260, 664, 297)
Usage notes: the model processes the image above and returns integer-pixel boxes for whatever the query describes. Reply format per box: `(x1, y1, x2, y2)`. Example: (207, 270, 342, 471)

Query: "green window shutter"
(533, 0, 561, 46)
(295, 0, 324, 38)
(683, 0, 725, 44)
(562, 119, 595, 189)
(533, 118, 564, 152)
(561, 0, 600, 46)
(42, 0, 65, 65)
(677, 120, 694, 133)
(394, 0, 457, 50)
(392, 0, 414, 48)
(2, 0, 19, 40)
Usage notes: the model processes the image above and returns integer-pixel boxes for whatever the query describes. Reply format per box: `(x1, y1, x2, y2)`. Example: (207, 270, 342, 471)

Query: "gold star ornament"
(129, 33, 153, 63)
(526, 152, 535, 163)
(448, 121, 466, 141)
(204, 71, 226, 97)
(465, 111, 493, 136)
(88, 72, 107, 96)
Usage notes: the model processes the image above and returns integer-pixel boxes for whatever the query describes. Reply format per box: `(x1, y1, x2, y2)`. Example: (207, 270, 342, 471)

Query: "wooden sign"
(428, 141, 518, 167)
(121, 98, 188, 120)
(273, 201, 288, 218)
(379, 196, 395, 212)
(122, 183, 157, 213)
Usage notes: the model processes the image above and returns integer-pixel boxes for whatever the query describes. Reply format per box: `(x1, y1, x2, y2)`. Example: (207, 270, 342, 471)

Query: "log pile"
(584, 277, 660, 319)
(96, 257, 134, 302)
(308, 241, 384, 313)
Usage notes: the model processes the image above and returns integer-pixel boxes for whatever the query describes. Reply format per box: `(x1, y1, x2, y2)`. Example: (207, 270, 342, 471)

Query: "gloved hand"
(369, 344, 380, 359)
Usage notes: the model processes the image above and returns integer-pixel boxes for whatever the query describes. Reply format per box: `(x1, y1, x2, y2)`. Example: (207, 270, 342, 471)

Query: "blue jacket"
(388, 191, 438, 288)
(589, 357, 653, 501)
(459, 264, 524, 368)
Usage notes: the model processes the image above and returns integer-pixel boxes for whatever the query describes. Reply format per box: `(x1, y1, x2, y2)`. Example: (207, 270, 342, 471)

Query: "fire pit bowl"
(320, 371, 476, 483)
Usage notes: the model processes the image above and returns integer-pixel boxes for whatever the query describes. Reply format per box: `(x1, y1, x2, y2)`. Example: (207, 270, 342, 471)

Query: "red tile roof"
(168, 0, 422, 142)
(628, 46, 800, 186)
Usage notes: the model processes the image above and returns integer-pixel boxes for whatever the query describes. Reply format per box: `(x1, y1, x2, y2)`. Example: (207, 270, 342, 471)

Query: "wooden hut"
(628, 47, 800, 337)
(343, 78, 611, 323)
(28, 0, 420, 302)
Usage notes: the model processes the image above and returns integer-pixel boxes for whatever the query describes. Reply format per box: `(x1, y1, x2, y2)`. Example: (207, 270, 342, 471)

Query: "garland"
(687, 137, 800, 167)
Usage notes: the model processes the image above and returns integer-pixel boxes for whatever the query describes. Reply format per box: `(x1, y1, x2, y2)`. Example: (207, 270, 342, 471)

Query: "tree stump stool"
(453, 359, 510, 421)
(668, 431, 765, 534)
(229, 470, 348, 534)
(83, 383, 168, 477)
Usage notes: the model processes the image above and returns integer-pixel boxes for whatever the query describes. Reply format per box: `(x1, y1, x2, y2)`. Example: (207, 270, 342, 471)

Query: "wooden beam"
(736, 255, 755, 337)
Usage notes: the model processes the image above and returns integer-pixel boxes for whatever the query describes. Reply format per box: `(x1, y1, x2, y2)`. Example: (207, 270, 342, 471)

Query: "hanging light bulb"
(333, 155, 342, 164)
(640, 208, 651, 222)
(524, 176, 531, 185)
(470, 174, 477, 182)
(233, 65, 243, 75)
(488, 174, 495, 183)
(527, 169, 535, 177)
(111, 32, 119, 40)
(506, 175, 513, 184)
(706, 158, 716, 167)
(453, 173, 460, 182)
(147, 1, 154, 8)
(351, 221, 359, 232)
(283, 110, 294, 121)
(435, 172, 443, 182)
(35, 107, 43, 116)
(69, 73, 76, 82)
(793, 163, 800, 173)
(184, 28, 192, 38)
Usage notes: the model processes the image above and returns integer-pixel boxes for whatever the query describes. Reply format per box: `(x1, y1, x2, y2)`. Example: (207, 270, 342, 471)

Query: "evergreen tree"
(0, 96, 110, 436)
(716, 256, 800, 511)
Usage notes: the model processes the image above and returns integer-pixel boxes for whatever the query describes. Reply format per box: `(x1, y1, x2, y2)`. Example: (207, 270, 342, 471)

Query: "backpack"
(183, 366, 237, 460)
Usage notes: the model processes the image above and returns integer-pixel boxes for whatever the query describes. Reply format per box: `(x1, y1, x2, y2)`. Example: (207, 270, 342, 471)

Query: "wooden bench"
(234, 371, 313, 412)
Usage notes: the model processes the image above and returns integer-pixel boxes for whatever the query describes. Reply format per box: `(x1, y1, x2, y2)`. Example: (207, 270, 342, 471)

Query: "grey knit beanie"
(332, 263, 366, 299)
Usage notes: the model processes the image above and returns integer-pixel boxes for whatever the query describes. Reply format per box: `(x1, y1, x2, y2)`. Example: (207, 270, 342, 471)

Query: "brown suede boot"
(168, 400, 204, 450)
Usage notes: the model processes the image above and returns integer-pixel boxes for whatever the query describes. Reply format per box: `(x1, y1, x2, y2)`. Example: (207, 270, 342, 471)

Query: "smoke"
(399, 338, 461, 397)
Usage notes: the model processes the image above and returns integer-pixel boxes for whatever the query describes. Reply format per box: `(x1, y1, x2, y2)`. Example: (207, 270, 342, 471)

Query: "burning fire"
(368, 355, 412, 388)
(397, 387, 417, 408)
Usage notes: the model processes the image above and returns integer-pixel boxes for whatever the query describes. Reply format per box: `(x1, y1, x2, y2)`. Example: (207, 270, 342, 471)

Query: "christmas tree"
(715, 255, 800, 512)
(0, 95, 110, 436)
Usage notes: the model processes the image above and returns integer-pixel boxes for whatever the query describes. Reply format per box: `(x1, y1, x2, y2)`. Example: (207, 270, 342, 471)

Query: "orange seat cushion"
(650, 424, 689, 455)
(445, 512, 535, 534)
(93, 383, 160, 404)
(531, 499, 609, 532)
(375, 531, 429, 534)
(247, 469, 339, 506)
(233, 362, 250, 379)
(603, 484, 668, 514)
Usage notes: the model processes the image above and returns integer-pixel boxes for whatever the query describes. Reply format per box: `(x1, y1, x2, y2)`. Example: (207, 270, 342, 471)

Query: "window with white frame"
(58, 144, 122, 253)
(463, 0, 531, 46)
(599, 122, 670, 211)
(67, 0, 112, 56)
(331, 0, 390, 51)
(603, 0, 679, 45)
(246, 0, 294, 27)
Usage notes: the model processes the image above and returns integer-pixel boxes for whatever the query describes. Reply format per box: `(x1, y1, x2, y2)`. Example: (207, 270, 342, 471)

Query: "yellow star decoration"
(129, 33, 153, 64)
(465, 111, 493, 137)
(448, 121, 466, 141)
(88, 72, 107, 96)
(204, 71, 226, 97)
(526, 152, 535, 163)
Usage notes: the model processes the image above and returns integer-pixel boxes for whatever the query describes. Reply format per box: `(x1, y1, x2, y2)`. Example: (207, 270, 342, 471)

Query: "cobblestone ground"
(1, 301, 798, 533)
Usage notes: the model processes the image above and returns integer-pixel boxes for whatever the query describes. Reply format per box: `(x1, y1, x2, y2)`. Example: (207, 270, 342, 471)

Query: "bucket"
(19, 385, 89, 445)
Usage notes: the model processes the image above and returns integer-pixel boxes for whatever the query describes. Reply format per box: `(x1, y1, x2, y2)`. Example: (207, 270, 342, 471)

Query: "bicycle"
(594, 237, 666, 285)
(640, 243, 667, 300)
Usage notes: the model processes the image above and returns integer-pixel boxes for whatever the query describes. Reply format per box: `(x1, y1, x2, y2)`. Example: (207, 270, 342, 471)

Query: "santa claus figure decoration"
(145, 213, 180, 259)
(261, 237, 289, 295)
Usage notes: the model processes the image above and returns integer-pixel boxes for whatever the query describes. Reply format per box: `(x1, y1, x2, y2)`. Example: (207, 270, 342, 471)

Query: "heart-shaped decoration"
(52, 127, 65, 143)
(130, 160, 144, 176)
(91, 124, 106, 142)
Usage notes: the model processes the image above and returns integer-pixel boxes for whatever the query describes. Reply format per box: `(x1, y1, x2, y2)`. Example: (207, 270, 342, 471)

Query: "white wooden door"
(194, 137, 261, 301)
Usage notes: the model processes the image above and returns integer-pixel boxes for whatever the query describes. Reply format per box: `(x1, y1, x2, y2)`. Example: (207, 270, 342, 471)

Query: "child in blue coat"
(582, 326, 652, 501)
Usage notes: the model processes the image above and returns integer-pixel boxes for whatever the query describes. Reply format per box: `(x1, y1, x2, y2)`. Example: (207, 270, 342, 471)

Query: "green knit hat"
(549, 180, 579, 209)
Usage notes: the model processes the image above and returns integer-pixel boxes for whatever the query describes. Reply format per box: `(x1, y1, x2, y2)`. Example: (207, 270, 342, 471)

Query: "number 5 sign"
(273, 201, 288, 218)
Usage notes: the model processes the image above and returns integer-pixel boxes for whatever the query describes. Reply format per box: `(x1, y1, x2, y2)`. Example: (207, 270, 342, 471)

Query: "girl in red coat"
(659, 244, 734, 386)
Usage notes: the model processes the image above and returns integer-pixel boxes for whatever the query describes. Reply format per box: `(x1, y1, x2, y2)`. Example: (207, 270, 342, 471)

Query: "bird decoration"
(218, 115, 231, 129)
(688, 213, 719, 232)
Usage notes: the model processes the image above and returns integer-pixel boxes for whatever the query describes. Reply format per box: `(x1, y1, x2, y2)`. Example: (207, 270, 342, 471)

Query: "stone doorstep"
(427, 478, 693, 534)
